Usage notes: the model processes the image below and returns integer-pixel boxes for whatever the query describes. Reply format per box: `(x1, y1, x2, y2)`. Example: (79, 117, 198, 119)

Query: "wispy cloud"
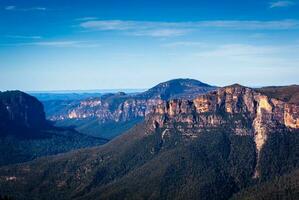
(269, 1, 295, 8)
(197, 20, 299, 30)
(132, 29, 190, 37)
(192, 43, 299, 68)
(34, 41, 83, 47)
(1, 40, 99, 48)
(5, 6, 16, 10)
(195, 44, 278, 58)
(5, 35, 42, 39)
(80, 20, 137, 30)
(162, 41, 205, 47)
(4, 5, 47, 11)
(79, 19, 299, 37)
(75, 17, 98, 21)
(79, 20, 189, 37)
(33, 41, 98, 48)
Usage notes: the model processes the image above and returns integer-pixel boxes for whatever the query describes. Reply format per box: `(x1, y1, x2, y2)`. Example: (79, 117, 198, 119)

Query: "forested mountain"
(0, 91, 107, 166)
(257, 85, 299, 104)
(0, 84, 298, 199)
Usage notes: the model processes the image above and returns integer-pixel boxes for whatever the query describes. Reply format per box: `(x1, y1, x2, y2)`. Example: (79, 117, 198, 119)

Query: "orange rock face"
(284, 104, 299, 128)
(148, 84, 299, 177)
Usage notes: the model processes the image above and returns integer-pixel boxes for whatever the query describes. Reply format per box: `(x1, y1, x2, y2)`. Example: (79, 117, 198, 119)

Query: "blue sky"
(0, 0, 299, 91)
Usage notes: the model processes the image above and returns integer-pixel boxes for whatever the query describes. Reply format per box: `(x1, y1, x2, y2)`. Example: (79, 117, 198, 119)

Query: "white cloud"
(33, 41, 98, 48)
(5, 6, 16, 10)
(198, 20, 299, 30)
(192, 44, 299, 68)
(75, 17, 98, 21)
(195, 44, 277, 58)
(6, 35, 42, 39)
(34, 41, 82, 47)
(80, 20, 135, 30)
(4, 5, 47, 11)
(132, 29, 190, 37)
(1, 40, 99, 48)
(162, 41, 205, 47)
(79, 19, 299, 37)
(80, 20, 190, 37)
(269, 1, 295, 8)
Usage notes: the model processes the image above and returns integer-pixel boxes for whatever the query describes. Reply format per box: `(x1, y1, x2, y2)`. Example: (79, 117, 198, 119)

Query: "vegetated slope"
(0, 84, 298, 200)
(45, 79, 216, 139)
(0, 91, 107, 166)
(231, 168, 299, 200)
(257, 85, 299, 104)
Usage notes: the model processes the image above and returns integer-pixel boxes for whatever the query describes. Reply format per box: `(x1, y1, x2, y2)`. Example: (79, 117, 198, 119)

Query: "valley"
(0, 82, 298, 199)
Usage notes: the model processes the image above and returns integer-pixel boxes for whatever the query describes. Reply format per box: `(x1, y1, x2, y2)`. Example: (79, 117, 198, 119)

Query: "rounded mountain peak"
(138, 78, 216, 100)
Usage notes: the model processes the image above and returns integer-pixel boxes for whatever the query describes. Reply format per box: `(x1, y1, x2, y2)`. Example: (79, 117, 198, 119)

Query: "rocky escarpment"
(0, 91, 48, 131)
(60, 98, 164, 123)
(147, 84, 299, 177)
(49, 79, 216, 123)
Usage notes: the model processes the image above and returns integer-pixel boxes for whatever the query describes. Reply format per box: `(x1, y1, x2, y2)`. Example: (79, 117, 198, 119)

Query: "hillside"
(231, 169, 299, 200)
(257, 85, 299, 104)
(0, 91, 107, 166)
(0, 84, 298, 199)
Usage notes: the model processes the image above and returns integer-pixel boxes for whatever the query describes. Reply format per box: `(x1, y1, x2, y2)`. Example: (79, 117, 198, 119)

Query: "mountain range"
(0, 81, 298, 200)
(36, 79, 216, 139)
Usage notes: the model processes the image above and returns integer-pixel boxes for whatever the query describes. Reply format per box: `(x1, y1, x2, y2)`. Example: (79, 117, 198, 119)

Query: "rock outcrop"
(0, 91, 107, 166)
(0, 91, 47, 131)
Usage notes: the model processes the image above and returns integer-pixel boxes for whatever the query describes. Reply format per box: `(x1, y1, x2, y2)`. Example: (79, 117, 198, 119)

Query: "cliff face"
(0, 91, 47, 130)
(147, 84, 299, 177)
(58, 98, 164, 122)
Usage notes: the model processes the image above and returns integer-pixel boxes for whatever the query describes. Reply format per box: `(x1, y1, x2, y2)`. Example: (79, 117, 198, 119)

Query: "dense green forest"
(0, 124, 298, 199)
(0, 129, 107, 166)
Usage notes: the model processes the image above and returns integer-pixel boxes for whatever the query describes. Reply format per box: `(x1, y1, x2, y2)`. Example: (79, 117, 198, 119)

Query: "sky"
(0, 0, 299, 91)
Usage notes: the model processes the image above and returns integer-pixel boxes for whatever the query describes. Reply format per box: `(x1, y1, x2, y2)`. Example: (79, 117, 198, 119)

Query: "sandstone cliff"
(147, 84, 299, 177)
(48, 79, 215, 124)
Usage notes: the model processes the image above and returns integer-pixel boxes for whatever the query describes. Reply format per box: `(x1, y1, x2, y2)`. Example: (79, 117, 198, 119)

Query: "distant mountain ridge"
(1, 84, 298, 199)
(44, 79, 216, 139)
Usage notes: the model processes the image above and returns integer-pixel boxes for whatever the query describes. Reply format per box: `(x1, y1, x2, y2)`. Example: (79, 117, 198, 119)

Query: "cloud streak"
(5, 5, 47, 11)
(269, 1, 295, 8)
(1, 40, 99, 48)
(162, 41, 205, 47)
(5, 35, 42, 39)
(32, 41, 99, 48)
(75, 17, 98, 21)
(132, 29, 190, 37)
(79, 19, 299, 37)
(192, 43, 299, 68)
